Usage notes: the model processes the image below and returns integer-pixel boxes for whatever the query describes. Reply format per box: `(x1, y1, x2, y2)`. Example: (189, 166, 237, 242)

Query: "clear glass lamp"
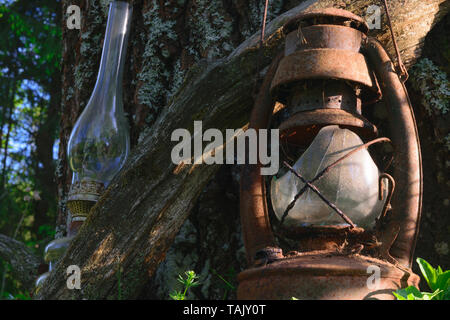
(35, 236, 73, 294)
(66, 1, 132, 220)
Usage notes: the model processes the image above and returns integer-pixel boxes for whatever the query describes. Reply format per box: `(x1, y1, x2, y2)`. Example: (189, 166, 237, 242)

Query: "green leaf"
(177, 274, 185, 285)
(436, 270, 450, 289)
(169, 290, 184, 300)
(422, 289, 443, 300)
(443, 287, 450, 300)
(406, 293, 416, 300)
(436, 270, 450, 299)
(437, 266, 443, 275)
(13, 293, 31, 300)
(416, 258, 438, 291)
(393, 286, 443, 300)
(393, 286, 423, 300)
(210, 268, 236, 291)
(170, 270, 201, 300)
(184, 270, 200, 288)
(2, 292, 14, 300)
(392, 291, 407, 300)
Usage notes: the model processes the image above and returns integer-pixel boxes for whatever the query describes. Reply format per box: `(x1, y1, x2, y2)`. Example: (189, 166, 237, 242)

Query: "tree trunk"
(37, 0, 448, 299)
(0, 83, 15, 193)
(0, 234, 42, 292)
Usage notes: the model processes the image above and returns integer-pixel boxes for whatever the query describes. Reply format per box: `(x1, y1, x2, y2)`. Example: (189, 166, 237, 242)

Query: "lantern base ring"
(237, 253, 419, 300)
(71, 216, 87, 222)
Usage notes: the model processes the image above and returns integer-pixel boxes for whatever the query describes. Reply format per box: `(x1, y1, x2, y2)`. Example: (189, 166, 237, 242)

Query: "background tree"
(0, 0, 61, 299)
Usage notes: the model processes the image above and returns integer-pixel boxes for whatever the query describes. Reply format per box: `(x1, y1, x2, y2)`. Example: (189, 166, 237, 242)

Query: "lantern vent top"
(284, 8, 369, 35)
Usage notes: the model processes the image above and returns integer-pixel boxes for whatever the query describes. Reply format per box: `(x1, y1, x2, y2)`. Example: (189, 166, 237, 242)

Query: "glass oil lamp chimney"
(67, 1, 132, 224)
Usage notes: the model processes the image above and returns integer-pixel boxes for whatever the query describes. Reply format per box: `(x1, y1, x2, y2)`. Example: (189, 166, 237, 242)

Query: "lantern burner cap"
(286, 80, 361, 115)
(67, 179, 105, 219)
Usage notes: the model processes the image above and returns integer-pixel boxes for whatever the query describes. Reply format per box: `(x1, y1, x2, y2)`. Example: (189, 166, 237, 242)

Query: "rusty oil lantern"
(238, 8, 422, 300)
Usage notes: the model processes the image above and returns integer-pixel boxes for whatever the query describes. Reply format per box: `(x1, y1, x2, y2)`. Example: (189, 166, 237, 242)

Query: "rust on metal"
(286, 80, 362, 115)
(277, 224, 365, 239)
(278, 108, 378, 146)
(271, 49, 376, 102)
(381, 0, 408, 81)
(237, 254, 419, 300)
(363, 37, 422, 268)
(253, 246, 284, 267)
(283, 8, 369, 34)
(378, 173, 395, 221)
(275, 18, 381, 106)
(285, 25, 363, 55)
(240, 53, 283, 265)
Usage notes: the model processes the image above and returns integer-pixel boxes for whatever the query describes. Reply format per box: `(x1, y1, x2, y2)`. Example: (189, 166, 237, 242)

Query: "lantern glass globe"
(271, 125, 387, 228)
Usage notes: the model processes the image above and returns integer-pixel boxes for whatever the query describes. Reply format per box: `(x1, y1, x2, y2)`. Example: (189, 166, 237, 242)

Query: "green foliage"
(0, 261, 32, 300)
(393, 286, 442, 300)
(38, 224, 56, 239)
(393, 258, 450, 300)
(169, 270, 200, 300)
(169, 268, 238, 300)
(0, 1, 62, 76)
(210, 267, 236, 300)
(1, 291, 31, 300)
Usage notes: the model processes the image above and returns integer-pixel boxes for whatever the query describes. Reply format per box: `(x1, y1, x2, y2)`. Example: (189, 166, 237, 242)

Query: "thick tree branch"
(37, 0, 448, 299)
(0, 234, 42, 292)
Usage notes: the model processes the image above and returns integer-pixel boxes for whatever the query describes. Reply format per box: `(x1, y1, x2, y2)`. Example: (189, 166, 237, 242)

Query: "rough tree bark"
(0, 234, 42, 291)
(35, 0, 448, 299)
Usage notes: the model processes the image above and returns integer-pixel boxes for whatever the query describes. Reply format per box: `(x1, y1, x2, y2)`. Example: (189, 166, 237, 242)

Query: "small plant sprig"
(210, 268, 236, 300)
(170, 270, 200, 300)
(116, 259, 123, 300)
(393, 258, 450, 300)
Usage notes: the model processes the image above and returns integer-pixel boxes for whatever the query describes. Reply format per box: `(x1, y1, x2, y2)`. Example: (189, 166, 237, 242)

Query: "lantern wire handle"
(253, 0, 270, 97)
(283, 161, 357, 228)
(378, 173, 395, 220)
(260, 0, 269, 44)
(381, 0, 408, 82)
